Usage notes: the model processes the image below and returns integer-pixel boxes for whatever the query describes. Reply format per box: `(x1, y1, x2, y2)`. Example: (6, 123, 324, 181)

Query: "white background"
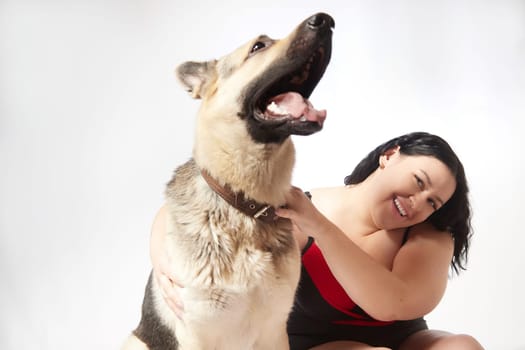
(1, 0, 524, 349)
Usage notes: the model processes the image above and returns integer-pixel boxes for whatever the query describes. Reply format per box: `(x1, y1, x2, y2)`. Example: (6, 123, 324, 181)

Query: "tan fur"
(192, 40, 297, 204)
(121, 336, 149, 350)
(123, 13, 333, 350)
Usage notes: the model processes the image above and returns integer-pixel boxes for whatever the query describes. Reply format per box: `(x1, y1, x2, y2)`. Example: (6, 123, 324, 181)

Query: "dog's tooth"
(267, 101, 277, 111)
(299, 116, 307, 122)
(267, 101, 288, 115)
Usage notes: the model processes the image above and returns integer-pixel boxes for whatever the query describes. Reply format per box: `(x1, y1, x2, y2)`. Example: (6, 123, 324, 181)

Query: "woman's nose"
(410, 192, 431, 211)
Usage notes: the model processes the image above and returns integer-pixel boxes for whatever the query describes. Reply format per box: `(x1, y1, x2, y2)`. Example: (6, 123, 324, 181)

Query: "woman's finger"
(158, 274, 185, 316)
(275, 207, 293, 219)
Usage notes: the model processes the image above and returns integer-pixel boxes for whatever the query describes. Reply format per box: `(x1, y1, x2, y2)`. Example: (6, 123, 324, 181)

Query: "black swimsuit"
(287, 226, 428, 350)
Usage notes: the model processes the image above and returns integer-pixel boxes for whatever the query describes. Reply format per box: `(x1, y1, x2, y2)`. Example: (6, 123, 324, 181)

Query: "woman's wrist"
(308, 215, 340, 242)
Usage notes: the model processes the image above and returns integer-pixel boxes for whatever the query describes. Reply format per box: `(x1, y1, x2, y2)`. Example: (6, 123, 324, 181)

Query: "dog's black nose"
(307, 13, 335, 30)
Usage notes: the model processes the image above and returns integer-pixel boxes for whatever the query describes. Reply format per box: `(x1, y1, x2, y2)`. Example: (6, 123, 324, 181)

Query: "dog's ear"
(175, 60, 217, 99)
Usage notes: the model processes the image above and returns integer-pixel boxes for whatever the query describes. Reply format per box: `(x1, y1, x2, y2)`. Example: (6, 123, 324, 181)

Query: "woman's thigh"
(398, 329, 484, 350)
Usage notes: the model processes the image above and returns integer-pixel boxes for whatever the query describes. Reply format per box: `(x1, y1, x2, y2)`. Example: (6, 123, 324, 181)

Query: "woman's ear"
(379, 146, 401, 169)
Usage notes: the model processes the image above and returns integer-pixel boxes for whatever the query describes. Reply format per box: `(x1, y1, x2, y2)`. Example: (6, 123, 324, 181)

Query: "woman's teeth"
(394, 198, 407, 217)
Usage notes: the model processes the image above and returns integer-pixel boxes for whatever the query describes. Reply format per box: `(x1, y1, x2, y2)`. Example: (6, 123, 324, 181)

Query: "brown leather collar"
(200, 169, 282, 224)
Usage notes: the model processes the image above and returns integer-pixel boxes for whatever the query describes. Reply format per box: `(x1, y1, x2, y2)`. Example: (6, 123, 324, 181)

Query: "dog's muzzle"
(243, 13, 335, 144)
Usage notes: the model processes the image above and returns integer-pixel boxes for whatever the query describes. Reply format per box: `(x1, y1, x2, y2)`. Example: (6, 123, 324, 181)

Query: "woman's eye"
(415, 175, 424, 189)
(250, 41, 266, 54)
(428, 199, 437, 210)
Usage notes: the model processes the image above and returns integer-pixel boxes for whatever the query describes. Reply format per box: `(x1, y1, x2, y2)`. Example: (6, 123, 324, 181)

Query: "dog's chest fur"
(156, 159, 300, 348)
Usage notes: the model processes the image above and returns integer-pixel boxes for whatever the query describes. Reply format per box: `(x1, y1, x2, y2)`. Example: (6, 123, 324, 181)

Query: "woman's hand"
(153, 250, 185, 320)
(275, 186, 332, 239)
(150, 205, 185, 319)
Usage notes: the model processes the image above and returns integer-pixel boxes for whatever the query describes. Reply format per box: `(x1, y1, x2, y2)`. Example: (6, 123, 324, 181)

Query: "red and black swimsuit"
(287, 237, 428, 350)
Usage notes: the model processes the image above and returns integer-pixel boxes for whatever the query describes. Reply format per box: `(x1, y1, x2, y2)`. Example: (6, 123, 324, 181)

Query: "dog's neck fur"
(193, 124, 295, 207)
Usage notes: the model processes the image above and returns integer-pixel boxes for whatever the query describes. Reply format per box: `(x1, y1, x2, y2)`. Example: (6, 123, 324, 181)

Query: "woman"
(150, 132, 484, 350)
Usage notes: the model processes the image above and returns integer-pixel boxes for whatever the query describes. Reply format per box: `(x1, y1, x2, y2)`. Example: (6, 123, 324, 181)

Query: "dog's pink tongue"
(270, 92, 326, 125)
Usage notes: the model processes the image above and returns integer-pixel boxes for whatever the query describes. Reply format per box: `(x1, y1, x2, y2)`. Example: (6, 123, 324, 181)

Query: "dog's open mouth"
(241, 13, 333, 143)
(264, 92, 326, 126)
(253, 46, 329, 130)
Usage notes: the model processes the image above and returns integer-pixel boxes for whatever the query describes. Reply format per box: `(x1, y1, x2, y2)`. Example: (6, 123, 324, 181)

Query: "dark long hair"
(344, 132, 472, 274)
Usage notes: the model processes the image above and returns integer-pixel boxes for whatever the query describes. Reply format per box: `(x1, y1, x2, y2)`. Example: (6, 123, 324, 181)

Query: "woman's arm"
(150, 204, 185, 318)
(275, 187, 454, 321)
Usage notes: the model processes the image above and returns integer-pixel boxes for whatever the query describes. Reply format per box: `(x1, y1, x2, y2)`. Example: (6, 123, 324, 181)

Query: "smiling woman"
(151, 131, 484, 349)
(276, 131, 480, 350)
(344, 133, 472, 272)
(342, 131, 471, 274)
(361, 147, 457, 237)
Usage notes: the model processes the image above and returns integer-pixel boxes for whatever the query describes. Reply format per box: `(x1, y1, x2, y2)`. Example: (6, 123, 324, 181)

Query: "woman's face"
(370, 147, 457, 230)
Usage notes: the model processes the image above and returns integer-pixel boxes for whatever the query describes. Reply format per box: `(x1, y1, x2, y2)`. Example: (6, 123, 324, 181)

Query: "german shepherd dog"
(122, 13, 334, 350)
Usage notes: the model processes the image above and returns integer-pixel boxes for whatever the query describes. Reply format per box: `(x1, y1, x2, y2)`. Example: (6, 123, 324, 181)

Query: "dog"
(122, 12, 334, 350)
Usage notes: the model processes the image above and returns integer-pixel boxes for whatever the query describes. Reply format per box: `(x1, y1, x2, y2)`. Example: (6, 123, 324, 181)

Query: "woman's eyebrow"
(420, 169, 444, 206)
(421, 169, 432, 186)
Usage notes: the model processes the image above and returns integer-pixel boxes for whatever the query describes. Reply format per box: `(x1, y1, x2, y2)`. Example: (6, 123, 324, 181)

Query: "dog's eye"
(250, 41, 266, 54)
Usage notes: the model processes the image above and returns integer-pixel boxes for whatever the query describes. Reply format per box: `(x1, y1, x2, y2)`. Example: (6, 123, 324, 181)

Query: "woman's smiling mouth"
(394, 197, 407, 217)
